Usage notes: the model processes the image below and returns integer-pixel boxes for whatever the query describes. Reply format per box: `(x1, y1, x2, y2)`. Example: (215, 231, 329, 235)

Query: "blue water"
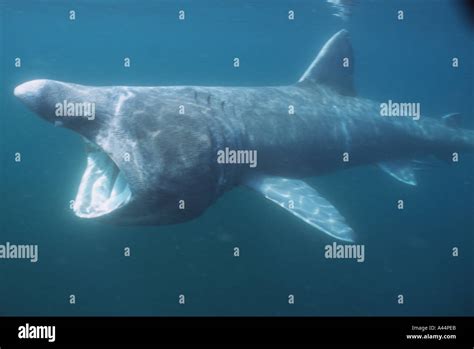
(0, 0, 472, 316)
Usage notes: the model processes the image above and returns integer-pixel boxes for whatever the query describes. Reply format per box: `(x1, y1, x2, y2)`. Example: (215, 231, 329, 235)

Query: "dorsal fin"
(442, 113, 462, 128)
(297, 29, 355, 96)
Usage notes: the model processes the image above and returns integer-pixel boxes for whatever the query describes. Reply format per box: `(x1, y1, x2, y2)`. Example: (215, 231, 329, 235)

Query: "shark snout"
(14, 79, 71, 124)
(14, 79, 48, 99)
(14, 79, 53, 117)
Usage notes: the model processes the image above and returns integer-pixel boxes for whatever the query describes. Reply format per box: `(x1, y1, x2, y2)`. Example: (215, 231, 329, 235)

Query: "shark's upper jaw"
(14, 79, 132, 219)
(73, 140, 132, 218)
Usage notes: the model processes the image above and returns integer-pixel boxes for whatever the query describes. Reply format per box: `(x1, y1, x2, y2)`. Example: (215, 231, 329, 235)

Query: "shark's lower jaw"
(73, 142, 131, 219)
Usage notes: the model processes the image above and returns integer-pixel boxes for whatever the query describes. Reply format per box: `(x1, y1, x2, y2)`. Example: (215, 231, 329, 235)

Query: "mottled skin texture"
(14, 78, 474, 225)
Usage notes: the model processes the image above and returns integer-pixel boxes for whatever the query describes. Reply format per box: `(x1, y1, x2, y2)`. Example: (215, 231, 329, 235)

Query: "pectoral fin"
(378, 160, 417, 186)
(245, 176, 355, 242)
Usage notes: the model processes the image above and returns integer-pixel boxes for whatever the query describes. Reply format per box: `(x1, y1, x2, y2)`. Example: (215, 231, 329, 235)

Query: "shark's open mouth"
(73, 140, 131, 218)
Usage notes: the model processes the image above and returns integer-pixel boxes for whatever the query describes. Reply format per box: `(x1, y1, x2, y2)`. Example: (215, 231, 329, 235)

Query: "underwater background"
(0, 0, 472, 316)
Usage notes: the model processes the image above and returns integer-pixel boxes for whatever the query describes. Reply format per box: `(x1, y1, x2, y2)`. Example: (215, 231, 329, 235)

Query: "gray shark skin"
(14, 30, 473, 241)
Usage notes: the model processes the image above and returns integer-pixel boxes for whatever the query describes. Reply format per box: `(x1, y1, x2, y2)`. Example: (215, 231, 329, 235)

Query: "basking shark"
(14, 30, 473, 242)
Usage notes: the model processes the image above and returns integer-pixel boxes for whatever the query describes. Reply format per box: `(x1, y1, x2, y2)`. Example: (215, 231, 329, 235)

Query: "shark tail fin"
(440, 113, 474, 154)
(297, 29, 356, 97)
